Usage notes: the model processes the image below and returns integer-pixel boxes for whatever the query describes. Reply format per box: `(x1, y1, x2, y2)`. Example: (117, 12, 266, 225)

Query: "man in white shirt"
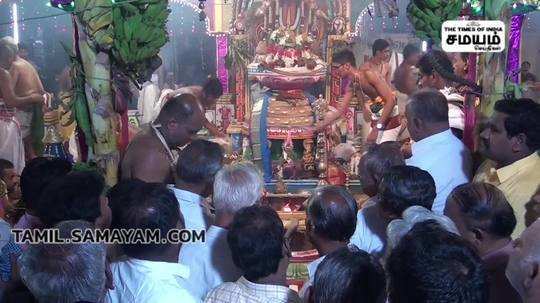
(181, 162, 264, 300)
(405, 89, 472, 214)
(350, 142, 404, 256)
(171, 139, 224, 231)
(300, 186, 358, 299)
(106, 183, 200, 303)
(205, 206, 301, 303)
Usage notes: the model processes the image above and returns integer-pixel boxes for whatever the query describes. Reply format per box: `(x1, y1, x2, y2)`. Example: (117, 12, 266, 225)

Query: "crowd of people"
(0, 88, 538, 302)
(1, 33, 540, 303)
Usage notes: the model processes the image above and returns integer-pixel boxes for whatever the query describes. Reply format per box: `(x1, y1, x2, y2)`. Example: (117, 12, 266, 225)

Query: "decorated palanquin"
(267, 91, 314, 136)
(226, 0, 356, 288)
(225, 0, 355, 183)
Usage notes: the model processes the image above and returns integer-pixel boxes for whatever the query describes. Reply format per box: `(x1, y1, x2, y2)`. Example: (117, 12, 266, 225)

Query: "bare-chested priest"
(1, 37, 48, 159)
(0, 39, 48, 172)
(121, 94, 204, 183)
(393, 44, 421, 112)
(2, 37, 46, 159)
(315, 39, 398, 143)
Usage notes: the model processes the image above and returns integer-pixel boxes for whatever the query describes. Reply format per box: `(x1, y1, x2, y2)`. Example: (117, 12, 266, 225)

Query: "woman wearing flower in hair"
(417, 50, 482, 140)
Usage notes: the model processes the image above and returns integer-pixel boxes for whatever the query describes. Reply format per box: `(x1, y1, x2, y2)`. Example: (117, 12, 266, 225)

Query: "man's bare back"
(393, 63, 418, 96)
(121, 127, 174, 183)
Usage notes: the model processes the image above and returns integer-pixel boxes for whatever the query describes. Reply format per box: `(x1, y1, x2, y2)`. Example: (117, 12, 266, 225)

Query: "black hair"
(418, 50, 482, 93)
(521, 61, 531, 67)
(203, 77, 224, 99)
(307, 186, 358, 242)
(379, 165, 436, 217)
(333, 49, 356, 67)
(107, 179, 147, 218)
(361, 142, 405, 183)
(157, 93, 198, 123)
(372, 39, 390, 57)
(448, 183, 516, 238)
(36, 171, 105, 227)
(494, 98, 540, 151)
(403, 44, 420, 60)
(387, 220, 488, 303)
(407, 89, 449, 123)
(227, 205, 285, 281)
(0, 159, 13, 176)
(20, 157, 72, 211)
(313, 246, 386, 303)
(111, 182, 181, 258)
(177, 139, 224, 184)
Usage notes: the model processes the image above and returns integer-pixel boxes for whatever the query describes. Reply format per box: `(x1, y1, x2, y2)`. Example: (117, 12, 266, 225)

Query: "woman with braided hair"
(417, 50, 481, 140)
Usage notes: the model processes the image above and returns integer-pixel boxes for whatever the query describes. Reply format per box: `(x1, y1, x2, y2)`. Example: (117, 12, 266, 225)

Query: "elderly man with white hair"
(180, 162, 264, 300)
(18, 220, 109, 303)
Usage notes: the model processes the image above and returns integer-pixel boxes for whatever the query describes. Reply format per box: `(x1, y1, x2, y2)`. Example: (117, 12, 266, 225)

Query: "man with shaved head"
(121, 93, 204, 183)
(301, 185, 358, 299)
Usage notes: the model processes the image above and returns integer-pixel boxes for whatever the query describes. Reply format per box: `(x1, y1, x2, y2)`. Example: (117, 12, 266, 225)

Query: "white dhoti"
(366, 98, 402, 144)
(0, 115, 25, 174)
(375, 126, 403, 143)
(14, 110, 33, 138)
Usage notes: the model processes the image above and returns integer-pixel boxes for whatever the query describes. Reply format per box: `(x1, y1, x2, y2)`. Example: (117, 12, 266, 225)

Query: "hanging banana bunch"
(59, 44, 95, 149)
(111, 0, 170, 88)
(73, 0, 114, 49)
(407, 0, 463, 45)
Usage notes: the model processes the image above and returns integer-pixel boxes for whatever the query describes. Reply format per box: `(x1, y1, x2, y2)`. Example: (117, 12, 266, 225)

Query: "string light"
(170, 0, 211, 33)
(12, 3, 19, 44)
(352, 3, 375, 38)
(421, 40, 428, 52)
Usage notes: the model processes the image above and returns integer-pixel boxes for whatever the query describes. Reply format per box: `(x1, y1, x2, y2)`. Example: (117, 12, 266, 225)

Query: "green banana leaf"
(61, 42, 95, 149)
(31, 104, 44, 155)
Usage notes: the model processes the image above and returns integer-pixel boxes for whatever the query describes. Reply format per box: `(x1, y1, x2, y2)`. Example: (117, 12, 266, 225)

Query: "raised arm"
(203, 116, 226, 137)
(365, 70, 396, 126)
(0, 70, 43, 107)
